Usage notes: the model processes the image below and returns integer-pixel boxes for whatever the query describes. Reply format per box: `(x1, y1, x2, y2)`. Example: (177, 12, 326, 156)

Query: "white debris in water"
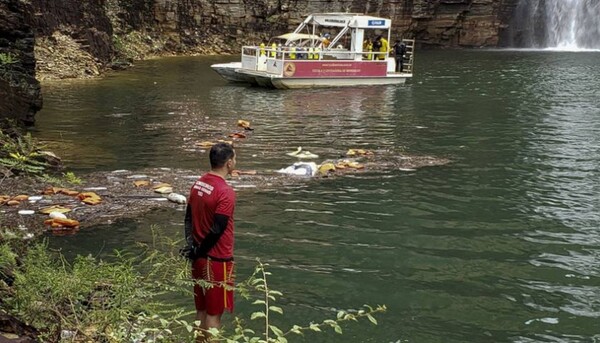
(18, 210, 35, 215)
(49, 212, 68, 219)
(234, 184, 257, 188)
(84, 187, 108, 191)
(127, 174, 149, 179)
(28, 196, 43, 203)
(112, 169, 130, 173)
(149, 198, 168, 201)
(167, 193, 187, 204)
(525, 317, 559, 325)
(160, 167, 172, 171)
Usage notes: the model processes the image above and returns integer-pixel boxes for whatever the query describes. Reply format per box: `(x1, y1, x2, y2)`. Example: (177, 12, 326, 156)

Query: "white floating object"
(277, 162, 318, 177)
(49, 212, 68, 219)
(149, 197, 168, 201)
(286, 146, 302, 157)
(83, 187, 108, 191)
(112, 169, 129, 173)
(127, 174, 149, 179)
(23, 233, 35, 240)
(167, 193, 187, 204)
(234, 184, 257, 188)
(295, 151, 319, 159)
(18, 210, 35, 215)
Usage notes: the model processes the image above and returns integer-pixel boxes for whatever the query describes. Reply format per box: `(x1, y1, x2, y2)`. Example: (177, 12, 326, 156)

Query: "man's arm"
(194, 213, 229, 257)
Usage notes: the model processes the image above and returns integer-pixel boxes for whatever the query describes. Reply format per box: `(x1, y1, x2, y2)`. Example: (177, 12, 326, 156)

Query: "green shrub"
(0, 52, 19, 65)
(0, 128, 49, 176)
(0, 229, 385, 342)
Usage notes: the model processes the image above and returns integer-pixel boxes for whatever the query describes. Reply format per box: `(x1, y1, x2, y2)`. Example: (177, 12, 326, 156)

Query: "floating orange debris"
(134, 180, 150, 187)
(6, 200, 20, 206)
(196, 141, 215, 148)
(228, 132, 246, 139)
(346, 149, 373, 157)
(77, 192, 102, 205)
(12, 194, 29, 201)
(0, 195, 10, 205)
(44, 217, 80, 229)
(237, 120, 254, 130)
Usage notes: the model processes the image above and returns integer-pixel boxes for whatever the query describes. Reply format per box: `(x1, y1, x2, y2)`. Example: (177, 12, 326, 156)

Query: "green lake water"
(33, 50, 600, 342)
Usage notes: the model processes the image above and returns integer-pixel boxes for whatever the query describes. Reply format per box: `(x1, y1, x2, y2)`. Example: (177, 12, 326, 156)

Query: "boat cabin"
(213, 13, 415, 88)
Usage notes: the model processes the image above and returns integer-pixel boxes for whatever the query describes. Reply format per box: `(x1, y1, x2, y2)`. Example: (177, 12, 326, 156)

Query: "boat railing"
(241, 45, 392, 75)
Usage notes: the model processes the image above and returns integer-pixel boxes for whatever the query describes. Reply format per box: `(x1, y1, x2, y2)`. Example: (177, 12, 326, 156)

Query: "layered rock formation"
(0, 0, 42, 126)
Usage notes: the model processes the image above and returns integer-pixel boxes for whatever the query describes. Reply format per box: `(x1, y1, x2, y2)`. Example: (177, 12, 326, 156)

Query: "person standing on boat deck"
(393, 39, 407, 72)
(322, 33, 331, 48)
(363, 37, 373, 60)
(375, 36, 389, 60)
(372, 36, 382, 60)
(184, 142, 237, 342)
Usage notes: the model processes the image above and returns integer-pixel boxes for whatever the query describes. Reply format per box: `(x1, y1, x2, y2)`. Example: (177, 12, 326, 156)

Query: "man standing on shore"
(184, 142, 237, 342)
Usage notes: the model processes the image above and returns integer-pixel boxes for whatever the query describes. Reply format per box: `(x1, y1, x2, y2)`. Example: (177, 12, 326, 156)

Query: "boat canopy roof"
(275, 33, 324, 42)
(304, 13, 392, 29)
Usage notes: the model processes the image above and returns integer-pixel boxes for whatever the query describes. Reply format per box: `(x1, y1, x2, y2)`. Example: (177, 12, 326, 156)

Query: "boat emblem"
(283, 62, 296, 77)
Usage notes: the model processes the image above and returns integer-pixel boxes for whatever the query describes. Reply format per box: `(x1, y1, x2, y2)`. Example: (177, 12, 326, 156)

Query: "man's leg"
(195, 310, 207, 343)
(196, 311, 222, 343)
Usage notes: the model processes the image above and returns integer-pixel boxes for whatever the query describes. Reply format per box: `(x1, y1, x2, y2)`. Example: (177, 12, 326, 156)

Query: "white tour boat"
(211, 13, 415, 89)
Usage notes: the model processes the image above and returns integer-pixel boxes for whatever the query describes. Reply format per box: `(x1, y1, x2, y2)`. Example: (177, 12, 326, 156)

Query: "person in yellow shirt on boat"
(259, 43, 266, 57)
(363, 37, 373, 60)
(375, 36, 389, 60)
(270, 42, 277, 58)
(322, 33, 331, 48)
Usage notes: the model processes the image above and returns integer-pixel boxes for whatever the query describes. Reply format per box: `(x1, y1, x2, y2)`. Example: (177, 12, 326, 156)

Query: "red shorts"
(192, 257, 235, 315)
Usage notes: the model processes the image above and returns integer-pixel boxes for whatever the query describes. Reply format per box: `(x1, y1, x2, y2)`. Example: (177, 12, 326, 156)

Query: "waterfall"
(511, 0, 600, 50)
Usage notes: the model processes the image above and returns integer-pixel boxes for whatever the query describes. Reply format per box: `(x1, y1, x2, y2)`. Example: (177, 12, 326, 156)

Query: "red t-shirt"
(188, 173, 236, 259)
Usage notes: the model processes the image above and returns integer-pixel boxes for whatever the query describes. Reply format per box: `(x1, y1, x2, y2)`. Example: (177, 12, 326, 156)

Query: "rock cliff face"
(0, 0, 41, 126)
(110, 0, 520, 53)
(1, 0, 521, 126)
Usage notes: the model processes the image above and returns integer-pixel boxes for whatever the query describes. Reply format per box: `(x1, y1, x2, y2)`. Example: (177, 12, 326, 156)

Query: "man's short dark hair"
(209, 142, 235, 169)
